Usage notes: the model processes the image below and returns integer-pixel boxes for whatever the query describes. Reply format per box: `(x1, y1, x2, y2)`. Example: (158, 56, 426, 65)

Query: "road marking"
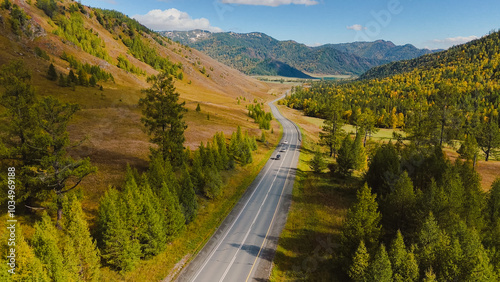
(218, 132, 294, 282)
(245, 125, 300, 282)
(191, 113, 291, 282)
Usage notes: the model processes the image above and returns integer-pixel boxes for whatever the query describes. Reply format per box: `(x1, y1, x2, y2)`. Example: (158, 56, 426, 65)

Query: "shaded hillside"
(322, 40, 438, 62)
(165, 30, 436, 77)
(164, 30, 381, 76)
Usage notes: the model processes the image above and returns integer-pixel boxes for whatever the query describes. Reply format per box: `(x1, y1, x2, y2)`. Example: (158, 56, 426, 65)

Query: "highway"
(175, 95, 301, 282)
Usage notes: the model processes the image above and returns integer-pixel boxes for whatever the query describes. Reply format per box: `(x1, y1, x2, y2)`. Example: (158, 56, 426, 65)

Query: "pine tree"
(191, 150, 205, 192)
(368, 244, 393, 281)
(349, 240, 370, 282)
(215, 132, 230, 170)
(320, 98, 345, 157)
(121, 175, 144, 256)
(457, 134, 479, 167)
(196, 103, 201, 112)
(161, 182, 185, 241)
(47, 63, 57, 81)
(97, 188, 140, 271)
(67, 70, 77, 85)
(204, 166, 223, 199)
(341, 184, 381, 268)
(139, 72, 188, 166)
(179, 166, 198, 224)
(389, 231, 419, 282)
(336, 134, 355, 177)
(32, 213, 66, 281)
(476, 115, 500, 161)
(63, 196, 101, 281)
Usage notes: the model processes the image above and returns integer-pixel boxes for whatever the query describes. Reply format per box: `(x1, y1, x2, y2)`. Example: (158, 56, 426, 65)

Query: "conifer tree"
(140, 183, 168, 257)
(47, 63, 57, 81)
(310, 147, 327, 173)
(32, 213, 66, 281)
(422, 268, 437, 282)
(179, 165, 198, 224)
(368, 244, 393, 281)
(366, 142, 401, 196)
(337, 134, 355, 177)
(476, 115, 500, 161)
(161, 182, 185, 241)
(196, 103, 201, 112)
(121, 176, 144, 254)
(203, 166, 223, 199)
(457, 134, 479, 167)
(215, 132, 230, 169)
(240, 137, 253, 165)
(97, 188, 140, 271)
(389, 231, 419, 282)
(68, 70, 77, 85)
(62, 196, 101, 281)
(139, 72, 188, 166)
(320, 98, 345, 157)
(191, 149, 205, 192)
(383, 172, 417, 236)
(352, 130, 367, 170)
(349, 240, 370, 282)
(341, 184, 381, 267)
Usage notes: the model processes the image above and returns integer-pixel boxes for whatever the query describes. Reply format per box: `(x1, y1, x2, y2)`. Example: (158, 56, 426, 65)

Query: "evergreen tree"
(320, 98, 345, 157)
(366, 142, 401, 196)
(356, 108, 378, 147)
(179, 165, 198, 224)
(140, 183, 168, 257)
(139, 72, 188, 166)
(203, 166, 223, 199)
(336, 134, 355, 177)
(349, 240, 370, 282)
(310, 147, 327, 173)
(382, 172, 417, 236)
(58, 73, 66, 87)
(191, 150, 205, 192)
(63, 196, 101, 281)
(368, 244, 393, 281)
(67, 70, 77, 85)
(422, 268, 437, 282)
(47, 63, 57, 81)
(97, 188, 140, 271)
(389, 231, 419, 282)
(457, 134, 479, 167)
(240, 137, 253, 165)
(32, 213, 67, 281)
(341, 184, 381, 268)
(161, 182, 185, 241)
(215, 132, 230, 170)
(486, 179, 500, 273)
(352, 130, 367, 170)
(196, 103, 201, 112)
(476, 116, 500, 161)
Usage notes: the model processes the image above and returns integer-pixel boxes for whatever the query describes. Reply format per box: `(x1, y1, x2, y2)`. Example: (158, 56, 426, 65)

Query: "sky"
(80, 0, 500, 50)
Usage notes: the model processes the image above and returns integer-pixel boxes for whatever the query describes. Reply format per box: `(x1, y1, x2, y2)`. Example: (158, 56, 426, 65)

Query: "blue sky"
(80, 0, 500, 49)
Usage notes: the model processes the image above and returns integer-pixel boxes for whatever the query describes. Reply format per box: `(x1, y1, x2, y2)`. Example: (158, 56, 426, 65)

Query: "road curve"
(175, 94, 301, 282)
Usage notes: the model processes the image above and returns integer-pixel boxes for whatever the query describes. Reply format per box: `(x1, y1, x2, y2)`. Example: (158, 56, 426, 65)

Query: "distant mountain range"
(163, 30, 441, 78)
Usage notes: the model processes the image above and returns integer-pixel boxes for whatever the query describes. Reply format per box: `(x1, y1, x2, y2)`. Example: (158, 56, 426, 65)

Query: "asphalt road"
(175, 95, 301, 282)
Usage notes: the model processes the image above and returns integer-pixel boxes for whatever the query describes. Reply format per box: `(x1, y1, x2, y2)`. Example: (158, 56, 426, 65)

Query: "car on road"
(276, 154, 281, 160)
(284, 140, 288, 144)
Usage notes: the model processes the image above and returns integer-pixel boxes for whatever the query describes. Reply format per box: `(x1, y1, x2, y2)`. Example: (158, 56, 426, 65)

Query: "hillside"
(322, 40, 438, 62)
(0, 0, 285, 209)
(164, 30, 436, 77)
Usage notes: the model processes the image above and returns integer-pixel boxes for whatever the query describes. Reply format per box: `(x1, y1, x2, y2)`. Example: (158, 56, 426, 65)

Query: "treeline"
(282, 31, 500, 161)
(248, 102, 272, 130)
(340, 143, 500, 281)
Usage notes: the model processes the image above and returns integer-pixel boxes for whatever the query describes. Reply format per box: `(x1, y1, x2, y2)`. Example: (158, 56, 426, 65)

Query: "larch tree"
(349, 240, 370, 282)
(320, 98, 345, 157)
(368, 244, 393, 282)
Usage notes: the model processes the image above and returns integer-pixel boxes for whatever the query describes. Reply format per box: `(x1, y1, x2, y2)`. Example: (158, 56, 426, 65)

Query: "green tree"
(97, 188, 140, 271)
(389, 231, 419, 282)
(63, 196, 101, 281)
(47, 63, 57, 81)
(366, 142, 400, 196)
(341, 184, 381, 267)
(422, 268, 437, 282)
(196, 103, 201, 112)
(349, 240, 370, 282)
(140, 182, 168, 257)
(160, 182, 185, 241)
(382, 172, 417, 236)
(457, 134, 479, 167)
(203, 167, 223, 199)
(352, 130, 367, 170)
(356, 108, 378, 147)
(320, 98, 345, 157)
(32, 213, 68, 281)
(215, 132, 230, 170)
(139, 72, 188, 166)
(336, 134, 355, 177)
(179, 166, 198, 224)
(310, 147, 327, 173)
(476, 116, 500, 161)
(368, 244, 393, 281)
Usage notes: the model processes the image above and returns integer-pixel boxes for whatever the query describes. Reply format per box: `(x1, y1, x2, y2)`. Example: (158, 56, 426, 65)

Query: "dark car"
(276, 154, 281, 160)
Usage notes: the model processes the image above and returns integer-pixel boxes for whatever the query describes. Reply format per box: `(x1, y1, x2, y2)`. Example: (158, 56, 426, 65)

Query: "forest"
(280, 29, 500, 281)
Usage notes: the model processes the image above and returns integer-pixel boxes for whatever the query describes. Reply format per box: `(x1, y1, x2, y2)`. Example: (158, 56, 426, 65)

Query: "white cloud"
(220, 0, 318, 6)
(430, 35, 479, 49)
(346, 24, 366, 31)
(132, 9, 222, 32)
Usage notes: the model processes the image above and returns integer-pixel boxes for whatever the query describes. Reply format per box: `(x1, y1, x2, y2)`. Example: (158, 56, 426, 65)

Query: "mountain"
(0, 0, 276, 206)
(321, 40, 439, 62)
(163, 30, 436, 77)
